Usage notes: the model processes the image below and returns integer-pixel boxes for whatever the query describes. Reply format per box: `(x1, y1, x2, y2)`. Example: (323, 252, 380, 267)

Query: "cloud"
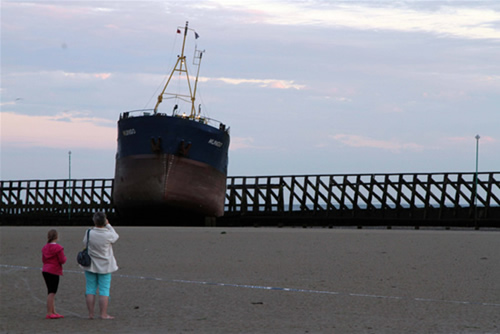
(229, 136, 279, 151)
(478, 75, 500, 83)
(422, 90, 467, 101)
(445, 135, 496, 145)
(378, 103, 404, 113)
(230, 137, 255, 150)
(199, 76, 305, 90)
(210, 1, 500, 40)
(0, 101, 17, 107)
(62, 71, 112, 80)
(330, 134, 423, 152)
(1, 112, 115, 149)
(4, 70, 113, 83)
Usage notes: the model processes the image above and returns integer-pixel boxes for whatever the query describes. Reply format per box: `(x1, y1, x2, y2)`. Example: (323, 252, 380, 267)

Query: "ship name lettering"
(123, 129, 136, 136)
(208, 139, 223, 147)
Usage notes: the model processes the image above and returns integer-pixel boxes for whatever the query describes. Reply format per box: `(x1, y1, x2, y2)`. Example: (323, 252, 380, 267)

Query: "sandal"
(45, 314, 59, 319)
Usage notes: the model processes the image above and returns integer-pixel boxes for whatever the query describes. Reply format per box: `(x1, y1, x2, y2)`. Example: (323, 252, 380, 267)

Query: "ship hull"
(114, 154, 226, 216)
(113, 113, 229, 219)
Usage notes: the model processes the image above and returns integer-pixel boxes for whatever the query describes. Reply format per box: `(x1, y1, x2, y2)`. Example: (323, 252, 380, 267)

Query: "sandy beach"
(1, 225, 499, 333)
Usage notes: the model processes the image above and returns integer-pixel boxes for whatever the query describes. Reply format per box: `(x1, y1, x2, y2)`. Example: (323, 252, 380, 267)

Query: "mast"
(154, 21, 197, 116)
(192, 48, 205, 116)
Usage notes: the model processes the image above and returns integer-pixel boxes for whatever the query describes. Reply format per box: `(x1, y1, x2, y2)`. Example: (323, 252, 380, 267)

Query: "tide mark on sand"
(2, 264, 499, 307)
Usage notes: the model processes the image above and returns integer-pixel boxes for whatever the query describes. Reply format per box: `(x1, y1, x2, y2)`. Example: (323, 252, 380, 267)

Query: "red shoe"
(46, 314, 59, 319)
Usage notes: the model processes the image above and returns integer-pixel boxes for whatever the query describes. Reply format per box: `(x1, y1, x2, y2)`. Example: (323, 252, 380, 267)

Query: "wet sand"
(1, 226, 499, 333)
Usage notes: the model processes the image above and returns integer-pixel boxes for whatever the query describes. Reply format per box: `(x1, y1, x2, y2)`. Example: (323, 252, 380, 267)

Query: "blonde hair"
(47, 229, 58, 243)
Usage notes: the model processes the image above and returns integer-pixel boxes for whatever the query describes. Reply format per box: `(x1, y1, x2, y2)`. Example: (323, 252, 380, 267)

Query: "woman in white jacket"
(82, 211, 119, 319)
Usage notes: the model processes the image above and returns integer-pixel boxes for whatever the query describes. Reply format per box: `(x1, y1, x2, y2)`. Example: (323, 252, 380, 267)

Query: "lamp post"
(68, 151, 72, 221)
(474, 135, 480, 229)
(69, 151, 72, 180)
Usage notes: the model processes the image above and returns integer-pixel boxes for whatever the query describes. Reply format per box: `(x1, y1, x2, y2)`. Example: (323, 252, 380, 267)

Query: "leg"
(96, 273, 114, 319)
(84, 271, 98, 319)
(43, 272, 60, 317)
(47, 293, 56, 316)
(99, 296, 114, 319)
(86, 294, 96, 319)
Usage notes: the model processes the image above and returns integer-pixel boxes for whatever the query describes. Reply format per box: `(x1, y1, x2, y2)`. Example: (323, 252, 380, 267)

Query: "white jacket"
(82, 224, 119, 273)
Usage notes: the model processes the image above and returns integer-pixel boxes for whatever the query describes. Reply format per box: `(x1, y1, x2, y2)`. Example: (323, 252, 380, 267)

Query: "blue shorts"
(85, 271, 112, 297)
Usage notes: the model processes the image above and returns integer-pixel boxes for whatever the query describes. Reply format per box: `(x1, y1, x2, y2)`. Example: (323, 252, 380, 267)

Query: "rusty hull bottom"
(113, 154, 226, 220)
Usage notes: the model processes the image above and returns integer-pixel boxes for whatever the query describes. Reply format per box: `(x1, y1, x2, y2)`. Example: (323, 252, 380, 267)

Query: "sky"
(1, 0, 499, 181)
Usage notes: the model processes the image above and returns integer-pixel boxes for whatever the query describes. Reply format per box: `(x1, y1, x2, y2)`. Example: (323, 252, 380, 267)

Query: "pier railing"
(0, 179, 114, 224)
(223, 172, 500, 226)
(1, 172, 499, 226)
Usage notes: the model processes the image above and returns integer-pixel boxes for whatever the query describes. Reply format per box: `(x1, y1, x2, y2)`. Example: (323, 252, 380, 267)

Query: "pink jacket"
(42, 243, 67, 276)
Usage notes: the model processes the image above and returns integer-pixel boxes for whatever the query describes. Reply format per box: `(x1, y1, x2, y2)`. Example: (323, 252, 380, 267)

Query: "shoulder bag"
(77, 229, 92, 267)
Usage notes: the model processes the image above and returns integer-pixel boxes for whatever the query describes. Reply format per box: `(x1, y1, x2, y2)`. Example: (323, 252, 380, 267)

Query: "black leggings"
(42, 272, 60, 294)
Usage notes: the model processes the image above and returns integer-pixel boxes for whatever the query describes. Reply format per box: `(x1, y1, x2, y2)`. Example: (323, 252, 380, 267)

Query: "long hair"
(47, 229, 58, 243)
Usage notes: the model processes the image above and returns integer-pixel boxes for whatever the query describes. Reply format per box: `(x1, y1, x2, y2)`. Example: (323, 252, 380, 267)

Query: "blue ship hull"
(113, 111, 230, 217)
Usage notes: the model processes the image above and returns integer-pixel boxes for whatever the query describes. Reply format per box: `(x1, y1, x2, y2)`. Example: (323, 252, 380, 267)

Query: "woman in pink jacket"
(42, 229, 67, 319)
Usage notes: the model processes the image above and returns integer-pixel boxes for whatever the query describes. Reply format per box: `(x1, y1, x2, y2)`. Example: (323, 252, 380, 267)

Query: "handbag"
(77, 229, 92, 267)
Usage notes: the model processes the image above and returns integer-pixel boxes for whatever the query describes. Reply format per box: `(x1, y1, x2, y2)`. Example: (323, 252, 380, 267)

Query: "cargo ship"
(113, 22, 230, 221)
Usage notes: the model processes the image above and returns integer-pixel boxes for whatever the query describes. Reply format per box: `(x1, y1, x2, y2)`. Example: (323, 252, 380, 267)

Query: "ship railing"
(120, 109, 156, 118)
(120, 109, 230, 133)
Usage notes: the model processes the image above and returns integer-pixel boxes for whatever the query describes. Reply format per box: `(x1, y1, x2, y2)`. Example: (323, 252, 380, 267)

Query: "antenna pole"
(192, 50, 204, 115)
(179, 21, 189, 71)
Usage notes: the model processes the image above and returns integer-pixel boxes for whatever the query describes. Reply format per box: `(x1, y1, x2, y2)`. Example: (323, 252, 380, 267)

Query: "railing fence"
(1, 172, 499, 226)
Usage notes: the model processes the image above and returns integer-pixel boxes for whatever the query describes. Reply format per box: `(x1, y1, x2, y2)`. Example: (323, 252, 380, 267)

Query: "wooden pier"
(1, 172, 499, 227)
(223, 172, 500, 227)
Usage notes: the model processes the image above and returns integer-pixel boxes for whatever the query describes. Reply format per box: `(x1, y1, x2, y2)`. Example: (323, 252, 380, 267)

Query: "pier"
(1, 171, 499, 227)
